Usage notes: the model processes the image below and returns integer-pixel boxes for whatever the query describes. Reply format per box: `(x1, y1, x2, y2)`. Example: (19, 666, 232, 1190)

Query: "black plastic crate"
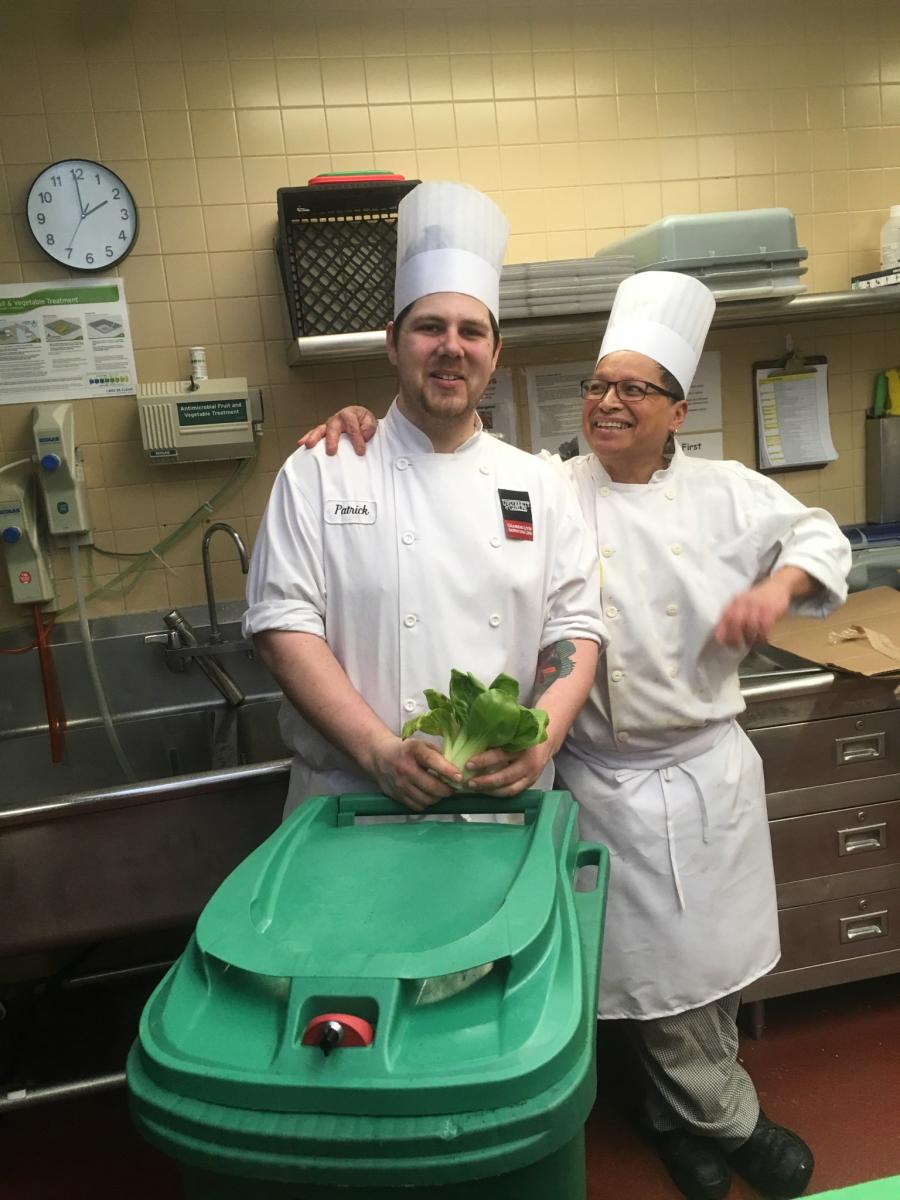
(276, 180, 420, 338)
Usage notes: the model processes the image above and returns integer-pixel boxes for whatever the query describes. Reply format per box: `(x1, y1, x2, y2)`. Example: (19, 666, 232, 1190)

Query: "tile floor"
(4, 971, 899, 1200)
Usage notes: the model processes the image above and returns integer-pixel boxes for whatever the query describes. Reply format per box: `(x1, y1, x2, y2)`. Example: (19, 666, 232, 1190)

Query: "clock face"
(26, 159, 138, 273)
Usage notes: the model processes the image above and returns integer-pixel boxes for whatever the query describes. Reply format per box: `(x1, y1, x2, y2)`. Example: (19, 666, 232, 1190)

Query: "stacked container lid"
(499, 257, 634, 320)
(593, 208, 807, 301)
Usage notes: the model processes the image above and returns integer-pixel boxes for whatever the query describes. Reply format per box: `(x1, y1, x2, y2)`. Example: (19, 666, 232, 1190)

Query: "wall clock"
(26, 159, 139, 272)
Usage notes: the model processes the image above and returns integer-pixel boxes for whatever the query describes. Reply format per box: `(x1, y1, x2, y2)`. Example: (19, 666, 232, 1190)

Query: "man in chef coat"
(243, 181, 606, 819)
(298, 269, 852, 1200)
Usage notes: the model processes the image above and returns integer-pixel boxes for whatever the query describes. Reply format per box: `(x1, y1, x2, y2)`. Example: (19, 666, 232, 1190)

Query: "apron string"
(659, 766, 686, 912)
(615, 762, 710, 912)
(677, 761, 711, 845)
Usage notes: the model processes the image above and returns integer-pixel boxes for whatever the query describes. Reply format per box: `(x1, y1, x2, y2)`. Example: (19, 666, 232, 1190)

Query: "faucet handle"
(145, 628, 189, 671)
(144, 630, 179, 649)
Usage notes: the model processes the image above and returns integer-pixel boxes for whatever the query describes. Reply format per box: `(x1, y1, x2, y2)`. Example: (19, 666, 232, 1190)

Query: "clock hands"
(65, 175, 90, 250)
(73, 175, 87, 218)
(66, 197, 111, 251)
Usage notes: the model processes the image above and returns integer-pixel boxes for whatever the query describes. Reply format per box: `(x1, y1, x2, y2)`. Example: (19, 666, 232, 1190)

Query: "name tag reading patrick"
(498, 489, 533, 541)
(325, 500, 377, 524)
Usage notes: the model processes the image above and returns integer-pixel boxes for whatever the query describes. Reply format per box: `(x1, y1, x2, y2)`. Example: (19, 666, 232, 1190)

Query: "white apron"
(556, 719, 780, 1020)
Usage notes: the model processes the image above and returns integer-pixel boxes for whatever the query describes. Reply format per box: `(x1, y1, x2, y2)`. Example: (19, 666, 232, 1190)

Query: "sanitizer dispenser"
(0, 469, 56, 607)
(32, 402, 91, 537)
(137, 377, 262, 463)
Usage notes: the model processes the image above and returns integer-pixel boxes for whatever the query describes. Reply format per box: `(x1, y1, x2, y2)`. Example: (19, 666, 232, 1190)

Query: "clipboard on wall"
(753, 348, 838, 474)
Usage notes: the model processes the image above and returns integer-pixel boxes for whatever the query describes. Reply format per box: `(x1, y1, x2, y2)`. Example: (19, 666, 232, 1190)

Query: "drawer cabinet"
(777, 887, 900, 973)
(751, 709, 900, 795)
(741, 688, 900, 1005)
(769, 798, 900, 884)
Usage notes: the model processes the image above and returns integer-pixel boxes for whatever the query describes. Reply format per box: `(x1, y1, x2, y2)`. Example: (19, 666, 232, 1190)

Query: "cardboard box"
(768, 586, 900, 677)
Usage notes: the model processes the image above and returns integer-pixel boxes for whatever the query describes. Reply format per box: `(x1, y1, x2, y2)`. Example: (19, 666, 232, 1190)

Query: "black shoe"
(725, 1111, 814, 1198)
(653, 1129, 732, 1200)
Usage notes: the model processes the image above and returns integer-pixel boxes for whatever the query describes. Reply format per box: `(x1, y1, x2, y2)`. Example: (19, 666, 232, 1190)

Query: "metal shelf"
(286, 287, 900, 366)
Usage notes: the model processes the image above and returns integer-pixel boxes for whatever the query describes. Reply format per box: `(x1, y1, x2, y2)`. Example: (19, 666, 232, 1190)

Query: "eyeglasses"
(580, 377, 679, 402)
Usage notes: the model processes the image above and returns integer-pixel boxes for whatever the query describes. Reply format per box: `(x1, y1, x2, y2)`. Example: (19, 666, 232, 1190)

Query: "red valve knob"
(301, 1012, 375, 1050)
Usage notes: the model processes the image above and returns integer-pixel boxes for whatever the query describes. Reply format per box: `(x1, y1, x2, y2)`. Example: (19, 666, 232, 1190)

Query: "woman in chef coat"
(299, 269, 852, 1200)
(552, 272, 850, 1200)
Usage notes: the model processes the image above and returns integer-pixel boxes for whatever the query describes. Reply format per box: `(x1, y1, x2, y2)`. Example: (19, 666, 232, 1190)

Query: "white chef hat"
(394, 182, 510, 321)
(597, 271, 716, 395)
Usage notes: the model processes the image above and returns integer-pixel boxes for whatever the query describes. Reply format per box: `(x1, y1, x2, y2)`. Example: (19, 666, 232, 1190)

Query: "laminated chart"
(0, 279, 137, 404)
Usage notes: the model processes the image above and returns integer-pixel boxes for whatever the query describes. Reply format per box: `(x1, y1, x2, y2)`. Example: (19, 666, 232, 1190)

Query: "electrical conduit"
(32, 602, 66, 762)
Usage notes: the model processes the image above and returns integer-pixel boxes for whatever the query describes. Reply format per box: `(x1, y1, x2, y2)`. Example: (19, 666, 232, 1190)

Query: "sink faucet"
(202, 522, 249, 644)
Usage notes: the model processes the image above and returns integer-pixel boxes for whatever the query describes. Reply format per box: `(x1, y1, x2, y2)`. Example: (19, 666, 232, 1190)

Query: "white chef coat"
(554, 444, 851, 1019)
(244, 401, 607, 813)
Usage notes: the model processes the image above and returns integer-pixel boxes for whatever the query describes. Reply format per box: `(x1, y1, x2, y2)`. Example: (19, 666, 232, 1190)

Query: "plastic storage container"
(593, 208, 805, 269)
(276, 179, 419, 339)
(865, 414, 900, 523)
(128, 790, 609, 1200)
(879, 205, 900, 269)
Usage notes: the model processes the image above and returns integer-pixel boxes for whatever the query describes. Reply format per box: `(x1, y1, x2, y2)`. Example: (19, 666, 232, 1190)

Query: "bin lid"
(134, 790, 609, 1119)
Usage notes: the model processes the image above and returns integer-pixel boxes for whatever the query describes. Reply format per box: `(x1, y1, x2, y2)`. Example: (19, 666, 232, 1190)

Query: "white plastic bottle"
(880, 205, 900, 269)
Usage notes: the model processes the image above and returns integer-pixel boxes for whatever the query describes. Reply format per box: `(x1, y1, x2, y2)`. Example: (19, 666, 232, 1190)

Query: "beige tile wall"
(1, 0, 899, 631)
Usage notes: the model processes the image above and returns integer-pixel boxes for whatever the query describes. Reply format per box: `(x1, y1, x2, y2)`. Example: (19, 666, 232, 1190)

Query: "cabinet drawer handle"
(835, 733, 886, 764)
(840, 911, 888, 944)
(837, 823, 888, 856)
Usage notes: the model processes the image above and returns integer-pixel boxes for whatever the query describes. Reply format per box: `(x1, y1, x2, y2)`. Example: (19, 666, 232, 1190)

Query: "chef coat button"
(479, 464, 490, 475)
(666, 603, 679, 616)
(403, 614, 416, 628)
(395, 457, 409, 470)
(671, 543, 682, 555)
(606, 604, 618, 618)
(401, 532, 415, 546)
(668, 666, 679, 678)
(403, 699, 416, 712)
(617, 730, 630, 742)
(611, 669, 624, 682)
(601, 546, 614, 558)
(599, 486, 611, 497)
(665, 489, 675, 500)
(489, 613, 502, 627)
(490, 535, 501, 547)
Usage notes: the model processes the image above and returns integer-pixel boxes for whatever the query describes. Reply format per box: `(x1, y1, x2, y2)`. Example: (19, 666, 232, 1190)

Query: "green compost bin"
(127, 789, 609, 1199)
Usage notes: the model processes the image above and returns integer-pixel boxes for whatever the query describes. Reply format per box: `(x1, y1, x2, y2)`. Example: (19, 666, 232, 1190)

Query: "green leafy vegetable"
(402, 669, 548, 787)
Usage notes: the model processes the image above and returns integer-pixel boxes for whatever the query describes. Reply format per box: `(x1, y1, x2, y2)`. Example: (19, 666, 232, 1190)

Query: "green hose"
(58, 439, 260, 616)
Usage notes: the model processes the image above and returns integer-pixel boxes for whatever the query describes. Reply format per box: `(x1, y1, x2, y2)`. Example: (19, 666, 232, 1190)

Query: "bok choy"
(401, 669, 548, 787)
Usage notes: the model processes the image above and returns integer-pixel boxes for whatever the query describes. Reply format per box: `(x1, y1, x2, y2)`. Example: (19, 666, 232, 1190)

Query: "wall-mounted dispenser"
(137, 376, 263, 463)
(32, 402, 91, 538)
(0, 468, 56, 608)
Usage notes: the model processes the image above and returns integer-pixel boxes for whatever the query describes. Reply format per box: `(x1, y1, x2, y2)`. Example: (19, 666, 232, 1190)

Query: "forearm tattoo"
(532, 639, 576, 702)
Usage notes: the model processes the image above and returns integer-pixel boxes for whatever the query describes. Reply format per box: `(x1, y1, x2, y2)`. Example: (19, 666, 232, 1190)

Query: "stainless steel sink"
(0, 605, 291, 961)
(1, 696, 287, 807)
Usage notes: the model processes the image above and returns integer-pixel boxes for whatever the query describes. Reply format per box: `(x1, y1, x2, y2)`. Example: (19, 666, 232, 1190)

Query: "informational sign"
(677, 431, 724, 459)
(754, 359, 837, 472)
(524, 360, 593, 456)
(682, 350, 722, 433)
(477, 367, 518, 445)
(0, 278, 137, 405)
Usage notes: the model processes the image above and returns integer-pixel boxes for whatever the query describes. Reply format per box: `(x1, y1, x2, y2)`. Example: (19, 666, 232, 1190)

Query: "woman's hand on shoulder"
(296, 406, 378, 455)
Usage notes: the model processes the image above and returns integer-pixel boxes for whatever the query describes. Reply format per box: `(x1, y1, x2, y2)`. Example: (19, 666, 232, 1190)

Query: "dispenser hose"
(68, 536, 136, 783)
